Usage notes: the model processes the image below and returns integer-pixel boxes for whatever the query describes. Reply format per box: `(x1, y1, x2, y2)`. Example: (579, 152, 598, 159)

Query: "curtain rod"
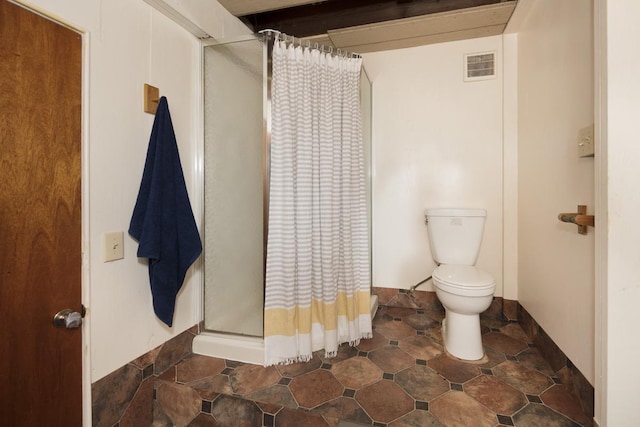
(258, 29, 362, 59)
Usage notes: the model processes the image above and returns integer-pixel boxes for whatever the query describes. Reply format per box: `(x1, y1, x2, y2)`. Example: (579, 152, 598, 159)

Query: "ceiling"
(217, 0, 517, 53)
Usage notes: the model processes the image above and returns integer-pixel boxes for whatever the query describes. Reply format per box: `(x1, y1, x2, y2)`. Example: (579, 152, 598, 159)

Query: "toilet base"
(442, 311, 486, 361)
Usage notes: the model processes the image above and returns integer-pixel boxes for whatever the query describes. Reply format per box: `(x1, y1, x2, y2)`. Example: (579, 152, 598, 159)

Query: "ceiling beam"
(217, 0, 328, 16)
(328, 2, 516, 52)
(240, 0, 505, 38)
(339, 25, 506, 53)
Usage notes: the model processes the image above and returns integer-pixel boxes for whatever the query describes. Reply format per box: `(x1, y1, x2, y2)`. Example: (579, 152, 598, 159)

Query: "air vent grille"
(464, 52, 496, 82)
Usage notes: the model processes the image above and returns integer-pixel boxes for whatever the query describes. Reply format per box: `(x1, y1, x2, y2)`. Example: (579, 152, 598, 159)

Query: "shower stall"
(192, 33, 374, 364)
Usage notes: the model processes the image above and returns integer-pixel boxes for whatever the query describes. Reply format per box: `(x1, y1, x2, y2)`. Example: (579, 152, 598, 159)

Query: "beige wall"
(510, 0, 595, 384)
(363, 36, 506, 297)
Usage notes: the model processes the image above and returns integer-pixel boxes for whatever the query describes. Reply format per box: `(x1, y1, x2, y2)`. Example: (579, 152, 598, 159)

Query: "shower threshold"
(193, 295, 379, 366)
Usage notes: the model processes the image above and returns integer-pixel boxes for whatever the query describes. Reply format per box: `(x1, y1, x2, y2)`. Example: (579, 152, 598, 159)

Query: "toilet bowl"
(425, 208, 496, 361)
(432, 264, 495, 361)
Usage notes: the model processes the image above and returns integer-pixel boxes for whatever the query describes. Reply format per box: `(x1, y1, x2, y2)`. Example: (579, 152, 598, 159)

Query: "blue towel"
(129, 96, 202, 327)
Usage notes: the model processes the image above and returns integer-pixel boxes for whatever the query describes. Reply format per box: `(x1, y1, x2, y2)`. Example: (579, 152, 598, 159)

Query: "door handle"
(53, 308, 84, 329)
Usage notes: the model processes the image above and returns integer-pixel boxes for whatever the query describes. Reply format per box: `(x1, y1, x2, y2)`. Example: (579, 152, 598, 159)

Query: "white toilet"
(425, 208, 495, 361)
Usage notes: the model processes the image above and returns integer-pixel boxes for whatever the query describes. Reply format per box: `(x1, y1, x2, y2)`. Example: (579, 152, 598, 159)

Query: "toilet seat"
(433, 265, 495, 295)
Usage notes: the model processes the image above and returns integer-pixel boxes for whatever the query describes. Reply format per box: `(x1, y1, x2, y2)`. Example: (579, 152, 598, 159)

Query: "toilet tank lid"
(425, 208, 486, 217)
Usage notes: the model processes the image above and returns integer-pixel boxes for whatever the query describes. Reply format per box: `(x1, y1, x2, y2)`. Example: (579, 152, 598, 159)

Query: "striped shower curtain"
(264, 38, 372, 366)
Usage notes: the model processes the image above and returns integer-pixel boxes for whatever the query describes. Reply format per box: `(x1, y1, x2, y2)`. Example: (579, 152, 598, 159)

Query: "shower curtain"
(264, 37, 372, 366)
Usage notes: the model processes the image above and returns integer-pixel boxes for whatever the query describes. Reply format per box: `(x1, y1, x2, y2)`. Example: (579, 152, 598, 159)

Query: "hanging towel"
(129, 96, 202, 327)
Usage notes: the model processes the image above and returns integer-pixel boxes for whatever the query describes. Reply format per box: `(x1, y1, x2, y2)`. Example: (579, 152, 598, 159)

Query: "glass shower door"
(203, 38, 265, 337)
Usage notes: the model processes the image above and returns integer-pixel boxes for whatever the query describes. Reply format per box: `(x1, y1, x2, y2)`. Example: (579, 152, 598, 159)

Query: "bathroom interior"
(12, 0, 640, 425)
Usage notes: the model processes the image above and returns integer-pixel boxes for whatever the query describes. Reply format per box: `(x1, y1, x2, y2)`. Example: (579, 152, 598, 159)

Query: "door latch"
(53, 305, 85, 329)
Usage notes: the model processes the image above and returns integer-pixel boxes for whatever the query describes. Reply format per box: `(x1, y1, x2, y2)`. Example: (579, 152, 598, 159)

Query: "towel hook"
(144, 83, 160, 115)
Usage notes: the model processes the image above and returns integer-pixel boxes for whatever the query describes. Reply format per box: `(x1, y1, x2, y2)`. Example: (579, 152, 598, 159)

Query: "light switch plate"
(578, 124, 595, 157)
(103, 231, 124, 262)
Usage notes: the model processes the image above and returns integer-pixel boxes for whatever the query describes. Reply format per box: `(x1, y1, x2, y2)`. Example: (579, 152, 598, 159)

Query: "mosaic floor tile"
(355, 380, 414, 423)
(156, 365, 177, 383)
(534, 329, 569, 373)
(541, 385, 593, 426)
(388, 409, 445, 427)
(423, 325, 444, 345)
(394, 365, 449, 401)
(337, 420, 372, 427)
(255, 401, 282, 415)
(493, 360, 554, 395)
(177, 355, 226, 383)
(92, 364, 142, 427)
(155, 330, 195, 375)
(275, 407, 332, 426)
(131, 346, 162, 370)
(499, 322, 531, 343)
(312, 396, 372, 425)
(153, 400, 173, 426)
(120, 376, 154, 427)
(210, 395, 263, 427)
(428, 353, 481, 383)
(187, 412, 219, 426)
(373, 318, 417, 341)
(368, 345, 415, 373)
(482, 331, 529, 356)
(229, 364, 280, 395)
(155, 382, 201, 426)
(332, 356, 382, 389)
(398, 334, 443, 360)
(188, 374, 233, 400)
(246, 384, 298, 408)
(403, 311, 441, 331)
(355, 330, 389, 352)
(317, 344, 360, 363)
(384, 307, 420, 318)
(513, 402, 581, 427)
(289, 369, 344, 408)
(464, 375, 527, 415)
(430, 391, 497, 427)
(386, 292, 421, 309)
(408, 290, 442, 311)
(373, 288, 399, 305)
(276, 355, 323, 377)
(516, 347, 555, 376)
(479, 345, 508, 368)
(154, 305, 592, 426)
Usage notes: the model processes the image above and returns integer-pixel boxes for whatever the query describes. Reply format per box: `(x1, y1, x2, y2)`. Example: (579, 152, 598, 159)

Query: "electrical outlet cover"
(578, 124, 595, 158)
(103, 231, 124, 262)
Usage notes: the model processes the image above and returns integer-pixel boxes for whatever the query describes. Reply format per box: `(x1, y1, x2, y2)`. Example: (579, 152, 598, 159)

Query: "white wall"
(510, 0, 595, 384)
(599, 0, 640, 423)
(17, 0, 249, 384)
(364, 36, 505, 297)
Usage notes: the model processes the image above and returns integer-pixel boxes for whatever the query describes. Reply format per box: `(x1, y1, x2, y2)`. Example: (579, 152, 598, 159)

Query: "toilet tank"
(425, 208, 486, 265)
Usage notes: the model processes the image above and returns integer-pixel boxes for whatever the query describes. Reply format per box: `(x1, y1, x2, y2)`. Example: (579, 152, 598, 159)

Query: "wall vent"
(464, 51, 496, 82)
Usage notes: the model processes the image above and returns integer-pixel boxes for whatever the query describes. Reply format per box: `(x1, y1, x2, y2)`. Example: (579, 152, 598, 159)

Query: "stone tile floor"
(154, 305, 592, 427)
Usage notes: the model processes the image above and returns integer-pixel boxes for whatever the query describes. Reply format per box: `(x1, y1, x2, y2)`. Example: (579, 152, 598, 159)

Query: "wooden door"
(0, 1, 83, 425)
